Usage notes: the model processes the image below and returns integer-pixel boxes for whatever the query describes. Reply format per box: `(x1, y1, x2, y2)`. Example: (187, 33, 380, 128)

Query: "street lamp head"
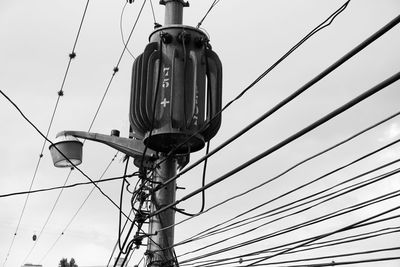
(49, 135, 83, 168)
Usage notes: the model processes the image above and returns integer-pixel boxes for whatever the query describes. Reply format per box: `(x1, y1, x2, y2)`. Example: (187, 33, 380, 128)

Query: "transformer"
(130, 25, 222, 154)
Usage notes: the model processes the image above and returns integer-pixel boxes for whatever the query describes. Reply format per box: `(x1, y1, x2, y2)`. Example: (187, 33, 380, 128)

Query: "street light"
(49, 130, 157, 168)
(49, 135, 83, 167)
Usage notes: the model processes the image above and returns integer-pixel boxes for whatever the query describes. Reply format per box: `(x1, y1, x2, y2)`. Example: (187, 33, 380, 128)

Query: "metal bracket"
(56, 130, 157, 161)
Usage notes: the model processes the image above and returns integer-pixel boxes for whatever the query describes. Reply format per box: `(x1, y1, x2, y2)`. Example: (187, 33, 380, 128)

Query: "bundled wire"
(245, 202, 400, 266)
(181, 194, 400, 267)
(183, 228, 400, 267)
(177, 165, 400, 264)
(183, 215, 400, 267)
(174, 141, 400, 251)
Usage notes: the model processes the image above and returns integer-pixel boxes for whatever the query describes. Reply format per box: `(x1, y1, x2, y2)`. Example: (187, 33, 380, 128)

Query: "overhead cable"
(261, 257, 400, 267)
(178, 137, 400, 244)
(87, 0, 147, 132)
(178, 177, 400, 263)
(120, 1, 136, 60)
(158, 110, 400, 234)
(0, 171, 137, 199)
(22, 169, 74, 264)
(176, 155, 400, 255)
(149, 71, 400, 220)
(197, 0, 222, 28)
(0, 89, 130, 218)
(38, 152, 121, 264)
(1, 2, 90, 265)
(184, 216, 400, 267)
(157, 0, 352, 169)
(152, 12, 400, 197)
(244, 204, 400, 266)
(184, 246, 400, 267)
(184, 228, 400, 267)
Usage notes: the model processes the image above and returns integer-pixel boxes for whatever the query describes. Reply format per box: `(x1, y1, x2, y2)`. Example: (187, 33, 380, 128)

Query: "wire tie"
(113, 66, 119, 73)
(58, 90, 64, 96)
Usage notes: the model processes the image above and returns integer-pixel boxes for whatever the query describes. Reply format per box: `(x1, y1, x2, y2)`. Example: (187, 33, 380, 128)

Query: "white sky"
(1, 0, 400, 266)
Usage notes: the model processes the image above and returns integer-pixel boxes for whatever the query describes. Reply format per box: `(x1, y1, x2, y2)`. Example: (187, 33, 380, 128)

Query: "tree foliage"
(58, 258, 78, 267)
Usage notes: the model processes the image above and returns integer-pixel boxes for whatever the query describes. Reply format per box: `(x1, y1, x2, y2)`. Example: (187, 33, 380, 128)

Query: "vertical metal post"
(147, 157, 177, 266)
(146, 1, 187, 266)
(163, 0, 187, 25)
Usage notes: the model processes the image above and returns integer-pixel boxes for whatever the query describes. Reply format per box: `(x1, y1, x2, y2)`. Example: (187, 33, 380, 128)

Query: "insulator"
(129, 25, 222, 154)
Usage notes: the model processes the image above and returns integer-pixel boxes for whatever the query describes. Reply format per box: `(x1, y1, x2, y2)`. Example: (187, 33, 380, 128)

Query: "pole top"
(160, 0, 189, 7)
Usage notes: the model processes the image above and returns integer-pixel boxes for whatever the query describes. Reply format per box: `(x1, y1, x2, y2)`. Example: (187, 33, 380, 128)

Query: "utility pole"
(147, 157, 178, 266)
(50, 1, 222, 266)
(145, 2, 187, 266)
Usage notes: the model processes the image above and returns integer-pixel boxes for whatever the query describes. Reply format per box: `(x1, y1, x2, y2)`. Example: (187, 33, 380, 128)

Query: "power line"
(175, 141, 210, 217)
(21, 168, 74, 264)
(244, 205, 400, 266)
(0, 89, 130, 219)
(87, 0, 147, 132)
(279, 227, 400, 258)
(149, 0, 158, 25)
(158, 110, 400, 234)
(106, 209, 134, 267)
(179, 137, 400, 244)
(183, 227, 400, 267)
(260, 257, 400, 267)
(175, 145, 400, 253)
(0, 172, 137, 199)
(184, 246, 400, 267)
(183, 215, 400, 267)
(197, 0, 222, 28)
(148, 70, 400, 220)
(34, 1, 149, 262)
(178, 170, 400, 264)
(151, 11, 400, 199)
(7, 1, 148, 261)
(38, 152, 120, 264)
(182, 198, 400, 266)
(160, 0, 351, 164)
(1, 1, 90, 266)
(120, 1, 136, 60)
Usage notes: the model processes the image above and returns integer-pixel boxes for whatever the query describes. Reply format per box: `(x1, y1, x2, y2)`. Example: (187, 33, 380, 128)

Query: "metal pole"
(162, 0, 188, 25)
(147, 157, 177, 266)
(146, 1, 187, 266)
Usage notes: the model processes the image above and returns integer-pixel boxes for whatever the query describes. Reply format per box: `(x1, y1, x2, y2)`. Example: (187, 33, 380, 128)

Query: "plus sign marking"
(161, 98, 170, 108)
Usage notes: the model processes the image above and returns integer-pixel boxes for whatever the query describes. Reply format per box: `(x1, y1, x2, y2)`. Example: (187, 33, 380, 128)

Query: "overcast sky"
(1, 0, 400, 267)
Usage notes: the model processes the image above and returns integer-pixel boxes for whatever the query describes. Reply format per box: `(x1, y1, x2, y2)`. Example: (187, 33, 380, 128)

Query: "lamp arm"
(56, 130, 157, 159)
